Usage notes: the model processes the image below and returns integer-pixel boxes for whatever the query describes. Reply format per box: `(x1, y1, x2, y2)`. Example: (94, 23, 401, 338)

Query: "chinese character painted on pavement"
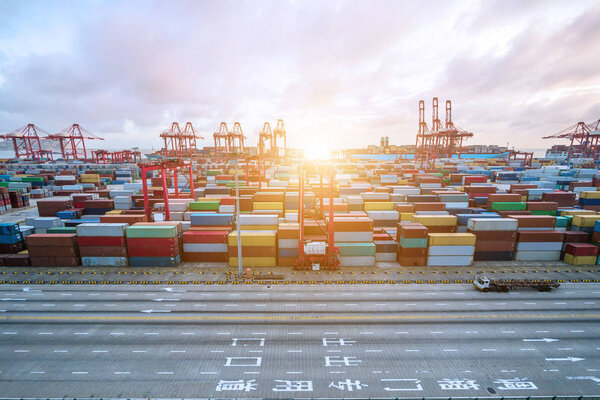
(438, 378, 480, 390)
(495, 378, 538, 390)
(329, 379, 368, 391)
(324, 356, 362, 367)
(382, 378, 423, 391)
(272, 380, 313, 392)
(231, 338, 265, 347)
(216, 379, 257, 392)
(225, 357, 262, 367)
(322, 337, 356, 346)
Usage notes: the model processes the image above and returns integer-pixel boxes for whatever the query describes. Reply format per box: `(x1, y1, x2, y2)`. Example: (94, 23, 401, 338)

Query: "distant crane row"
(543, 118, 600, 160)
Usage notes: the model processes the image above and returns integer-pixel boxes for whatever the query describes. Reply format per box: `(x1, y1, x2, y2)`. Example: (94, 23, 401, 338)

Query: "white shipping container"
(467, 218, 518, 231)
(516, 242, 563, 251)
(515, 250, 561, 261)
(428, 245, 475, 256)
(183, 243, 227, 253)
(76, 223, 128, 237)
(334, 231, 374, 242)
(278, 239, 299, 248)
(239, 214, 279, 226)
(339, 256, 375, 267)
(427, 255, 473, 266)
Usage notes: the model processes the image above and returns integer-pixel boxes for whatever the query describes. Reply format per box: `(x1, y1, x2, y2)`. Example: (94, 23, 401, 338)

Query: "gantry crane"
(47, 124, 103, 160)
(0, 124, 53, 160)
(228, 122, 245, 154)
(273, 119, 286, 158)
(181, 122, 203, 158)
(258, 122, 274, 159)
(414, 98, 473, 168)
(213, 122, 230, 158)
(543, 119, 600, 160)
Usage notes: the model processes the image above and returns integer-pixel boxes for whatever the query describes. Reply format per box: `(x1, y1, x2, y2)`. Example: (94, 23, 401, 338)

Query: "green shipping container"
(555, 216, 569, 228)
(399, 237, 428, 248)
(531, 210, 558, 216)
(189, 201, 220, 211)
(335, 242, 376, 257)
(126, 225, 178, 238)
(47, 227, 77, 234)
(490, 202, 527, 211)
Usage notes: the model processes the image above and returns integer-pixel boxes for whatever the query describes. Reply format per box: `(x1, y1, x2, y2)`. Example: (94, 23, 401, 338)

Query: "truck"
(473, 274, 560, 292)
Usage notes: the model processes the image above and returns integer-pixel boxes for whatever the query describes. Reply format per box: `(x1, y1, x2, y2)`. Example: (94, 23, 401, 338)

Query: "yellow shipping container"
(413, 215, 457, 226)
(364, 202, 394, 211)
(572, 215, 600, 228)
(428, 233, 476, 246)
(105, 210, 123, 215)
(399, 212, 414, 222)
(560, 209, 597, 217)
(227, 231, 277, 246)
(253, 202, 284, 210)
(228, 257, 277, 267)
(237, 225, 278, 231)
(580, 191, 600, 199)
(564, 254, 597, 265)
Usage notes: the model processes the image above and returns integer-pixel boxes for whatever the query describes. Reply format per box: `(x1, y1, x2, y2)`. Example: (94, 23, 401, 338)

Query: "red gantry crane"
(160, 122, 182, 158)
(258, 122, 274, 159)
(543, 119, 600, 160)
(47, 124, 104, 160)
(273, 119, 286, 158)
(0, 124, 53, 160)
(228, 122, 245, 154)
(213, 122, 230, 159)
(414, 98, 474, 168)
(180, 122, 204, 158)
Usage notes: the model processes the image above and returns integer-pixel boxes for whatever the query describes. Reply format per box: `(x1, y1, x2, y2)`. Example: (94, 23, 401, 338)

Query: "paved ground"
(1, 283, 600, 398)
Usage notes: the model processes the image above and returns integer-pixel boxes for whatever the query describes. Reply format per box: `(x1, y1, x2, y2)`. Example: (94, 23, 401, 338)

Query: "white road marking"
(217, 332, 231, 335)
(92, 350, 108, 353)
(252, 332, 266, 335)
(42, 304, 55, 307)
(395, 331, 408, 334)
(520, 348, 536, 351)
(584, 302, 596, 305)
(181, 332, 195, 335)
(360, 331, 374, 335)
(482, 349, 497, 352)
(316, 303, 327, 306)
(327, 349, 341, 353)
(210, 350, 224, 353)
(29, 371, 44, 374)
(170, 350, 186, 353)
(88, 294, 100, 296)
(536, 330, 549, 333)
(157, 371, 174, 374)
(285, 304, 297, 307)
(435, 303, 448, 306)
(74, 332, 88, 335)
(200, 371, 217, 374)
(443, 349, 458, 352)
(559, 348, 573, 351)
(288, 332, 303, 335)
(502, 330, 516, 333)
(254, 304, 266, 307)
(3, 332, 17, 335)
(224, 304, 238, 307)
(286, 371, 303, 374)
(72, 371, 88, 374)
(15, 350, 29, 353)
(525, 302, 537, 305)
(365, 349, 383, 352)
(344, 303, 358, 306)
(132, 350, 146, 353)
(248, 350, 262, 353)
(329, 371, 346, 374)
(501, 369, 516, 373)
(60, 293, 72, 296)
(103, 304, 116, 307)
(495, 302, 507, 305)
(73, 304, 86, 307)
(555, 302, 567, 305)
(193, 304, 206, 307)
(53, 350, 68, 353)
(430, 331, 444, 334)
(244, 372, 260, 374)
(405, 303, 417, 306)
(287, 350, 302, 353)
(110, 332, 125, 335)
(144, 332, 159, 335)
(571, 330, 584, 333)
(375, 303, 388, 306)
(466, 303, 479, 306)
(405, 349, 420, 352)
(324, 332, 338, 335)
(114, 371, 130, 375)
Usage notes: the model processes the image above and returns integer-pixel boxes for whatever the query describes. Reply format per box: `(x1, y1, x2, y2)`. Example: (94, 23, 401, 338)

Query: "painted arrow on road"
(163, 288, 185, 293)
(152, 298, 180, 302)
(23, 287, 41, 292)
(545, 357, 585, 362)
(140, 309, 171, 313)
(523, 338, 559, 342)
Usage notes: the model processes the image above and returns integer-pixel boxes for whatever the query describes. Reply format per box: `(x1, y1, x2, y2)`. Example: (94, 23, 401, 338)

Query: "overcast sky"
(1, 0, 599, 153)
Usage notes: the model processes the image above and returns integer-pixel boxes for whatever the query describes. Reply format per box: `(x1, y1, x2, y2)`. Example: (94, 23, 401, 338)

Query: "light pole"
(233, 153, 243, 279)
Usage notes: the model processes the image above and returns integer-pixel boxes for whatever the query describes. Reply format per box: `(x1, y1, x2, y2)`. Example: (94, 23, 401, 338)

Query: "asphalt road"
(1, 284, 600, 399)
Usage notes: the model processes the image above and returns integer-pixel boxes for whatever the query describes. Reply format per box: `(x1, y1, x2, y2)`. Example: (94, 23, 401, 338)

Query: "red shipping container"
(397, 256, 427, 266)
(565, 243, 599, 257)
(127, 246, 179, 257)
(127, 237, 179, 249)
(413, 202, 445, 212)
(506, 215, 556, 228)
(26, 234, 77, 247)
(79, 246, 128, 257)
(541, 192, 576, 207)
(182, 231, 229, 243)
(398, 223, 428, 239)
(463, 176, 488, 185)
(487, 194, 522, 204)
(183, 252, 228, 262)
(398, 247, 427, 257)
(475, 240, 516, 252)
(518, 230, 565, 242)
(564, 231, 590, 243)
(99, 215, 148, 225)
(526, 202, 558, 211)
(469, 231, 517, 241)
(77, 236, 127, 247)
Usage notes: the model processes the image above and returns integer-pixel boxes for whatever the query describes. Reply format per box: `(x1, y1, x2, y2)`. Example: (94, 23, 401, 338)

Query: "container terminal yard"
(0, 102, 600, 399)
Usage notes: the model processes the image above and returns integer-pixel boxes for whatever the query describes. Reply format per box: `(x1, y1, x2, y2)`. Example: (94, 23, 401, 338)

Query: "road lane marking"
(29, 371, 44, 374)
(329, 371, 346, 374)
(430, 331, 444, 334)
(92, 350, 108, 353)
(559, 348, 573, 351)
(210, 350, 224, 353)
(244, 372, 260, 374)
(482, 349, 497, 352)
(132, 350, 146, 353)
(200, 371, 217, 374)
(571, 330, 584, 333)
(144, 332, 159, 335)
(443, 349, 458, 352)
(72, 371, 88, 374)
(288, 332, 303, 335)
(375, 303, 388, 306)
(110, 332, 125, 335)
(360, 332, 374, 335)
(365, 349, 382, 352)
(114, 371, 130, 374)
(170, 350, 186, 353)
(74, 332, 88, 335)
(286, 371, 302, 374)
(395, 331, 408, 334)
(405, 349, 420, 352)
(217, 332, 231, 335)
(157, 371, 174, 374)
(520, 348, 536, 351)
(536, 330, 549, 333)
(502, 330, 516, 333)
(287, 350, 302, 353)
(53, 350, 68, 353)
(324, 332, 338, 335)
(525, 302, 537, 305)
(3, 332, 17, 335)
(15, 350, 29, 352)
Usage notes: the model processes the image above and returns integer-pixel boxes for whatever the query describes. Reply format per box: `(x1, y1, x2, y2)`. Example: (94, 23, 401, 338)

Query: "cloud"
(0, 0, 598, 152)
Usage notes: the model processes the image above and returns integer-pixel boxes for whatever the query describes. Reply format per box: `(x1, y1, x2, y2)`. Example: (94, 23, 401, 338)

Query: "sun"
(303, 143, 332, 160)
